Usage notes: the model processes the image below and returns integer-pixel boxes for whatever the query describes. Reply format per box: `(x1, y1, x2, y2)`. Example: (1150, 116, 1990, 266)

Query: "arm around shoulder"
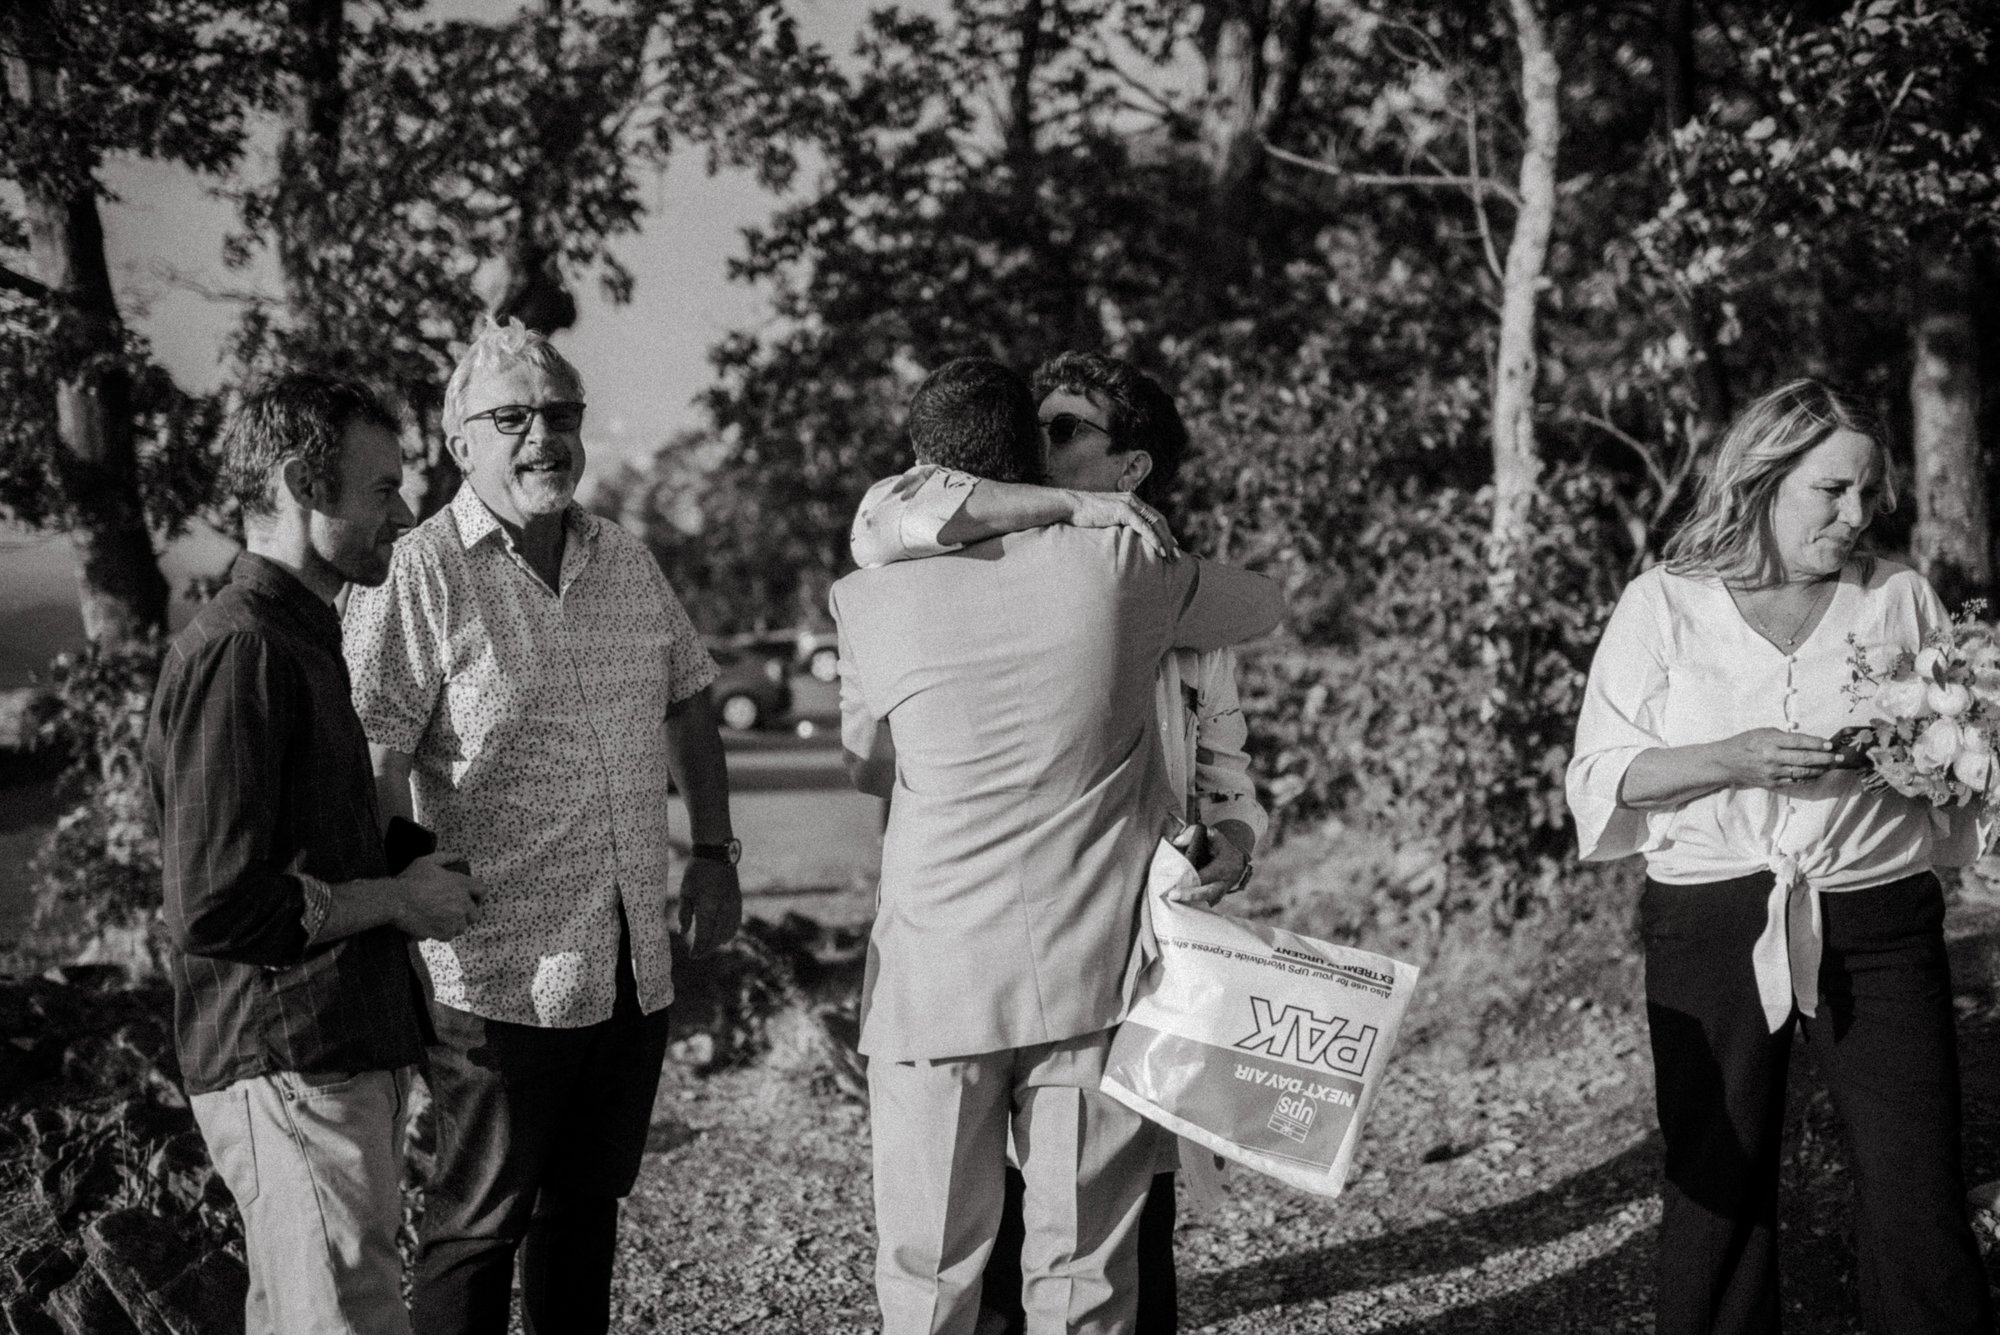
(851, 465, 979, 568)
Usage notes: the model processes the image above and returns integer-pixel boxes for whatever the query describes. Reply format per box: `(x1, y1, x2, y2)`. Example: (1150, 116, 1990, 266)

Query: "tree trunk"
(1192, 0, 1314, 317)
(1004, 0, 1045, 186)
(1488, 0, 1560, 585)
(276, 0, 346, 344)
(1198, 3, 1260, 281)
(1910, 246, 1989, 607)
(495, 0, 579, 336)
(1655, 0, 1693, 129)
(7, 2, 169, 648)
(1654, 0, 1731, 437)
(996, 0, 1090, 355)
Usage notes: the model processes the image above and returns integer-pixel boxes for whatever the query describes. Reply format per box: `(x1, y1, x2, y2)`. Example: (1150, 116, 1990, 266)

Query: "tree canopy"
(605, 0, 2000, 912)
(4, 0, 1998, 940)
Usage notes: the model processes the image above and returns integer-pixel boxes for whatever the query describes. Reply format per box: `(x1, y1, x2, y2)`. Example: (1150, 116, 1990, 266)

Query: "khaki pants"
(191, 1067, 412, 1335)
(870, 1029, 1156, 1335)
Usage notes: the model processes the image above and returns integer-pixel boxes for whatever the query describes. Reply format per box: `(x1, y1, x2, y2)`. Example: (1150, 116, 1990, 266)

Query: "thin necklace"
(1738, 576, 1835, 652)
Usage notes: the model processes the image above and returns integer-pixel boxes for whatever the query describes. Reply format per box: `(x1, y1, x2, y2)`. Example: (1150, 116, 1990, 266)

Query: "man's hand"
(678, 858, 742, 956)
(392, 851, 486, 942)
(1064, 490, 1179, 560)
(1165, 821, 1253, 906)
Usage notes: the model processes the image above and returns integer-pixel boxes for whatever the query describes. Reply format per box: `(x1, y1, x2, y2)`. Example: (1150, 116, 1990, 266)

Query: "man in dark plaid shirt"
(145, 375, 485, 1335)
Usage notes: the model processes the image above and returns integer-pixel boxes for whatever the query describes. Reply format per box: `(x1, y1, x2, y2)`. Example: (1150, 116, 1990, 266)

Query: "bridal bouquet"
(1842, 605, 2000, 807)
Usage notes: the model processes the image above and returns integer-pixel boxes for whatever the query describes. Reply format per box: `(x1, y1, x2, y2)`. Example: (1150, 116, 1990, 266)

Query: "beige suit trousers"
(870, 1028, 1157, 1335)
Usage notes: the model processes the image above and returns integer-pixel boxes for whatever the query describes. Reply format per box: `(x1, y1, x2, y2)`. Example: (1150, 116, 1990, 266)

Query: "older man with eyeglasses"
(342, 317, 740, 1335)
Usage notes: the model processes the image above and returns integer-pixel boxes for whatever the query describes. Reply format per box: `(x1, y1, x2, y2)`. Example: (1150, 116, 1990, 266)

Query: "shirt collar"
(449, 483, 593, 554)
(231, 552, 342, 649)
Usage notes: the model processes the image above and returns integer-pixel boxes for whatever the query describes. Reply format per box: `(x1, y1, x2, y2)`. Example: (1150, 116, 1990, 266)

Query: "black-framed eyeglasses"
(465, 401, 586, 436)
(1041, 412, 1115, 448)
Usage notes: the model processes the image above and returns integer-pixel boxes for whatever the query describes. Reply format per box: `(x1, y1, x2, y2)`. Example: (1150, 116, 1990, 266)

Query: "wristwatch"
(690, 838, 742, 866)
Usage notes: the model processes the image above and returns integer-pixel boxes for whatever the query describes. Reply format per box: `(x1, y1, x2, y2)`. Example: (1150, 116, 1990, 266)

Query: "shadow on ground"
(1184, 1139, 1661, 1331)
(1373, 1231, 1657, 1335)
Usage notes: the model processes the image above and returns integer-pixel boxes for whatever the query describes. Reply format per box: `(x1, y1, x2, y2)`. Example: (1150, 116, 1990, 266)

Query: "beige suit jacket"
(830, 526, 1283, 1062)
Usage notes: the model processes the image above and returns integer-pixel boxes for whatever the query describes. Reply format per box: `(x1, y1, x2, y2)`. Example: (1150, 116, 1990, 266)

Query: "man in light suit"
(830, 357, 1283, 1334)
(849, 349, 1266, 1334)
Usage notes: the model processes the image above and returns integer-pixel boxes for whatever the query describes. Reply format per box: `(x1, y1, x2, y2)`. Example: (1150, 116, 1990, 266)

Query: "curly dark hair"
(1030, 351, 1187, 509)
(905, 357, 1041, 483)
(223, 374, 399, 521)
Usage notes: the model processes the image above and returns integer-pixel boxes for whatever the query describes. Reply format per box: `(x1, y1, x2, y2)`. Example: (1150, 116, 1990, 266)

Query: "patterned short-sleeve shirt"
(343, 487, 718, 1027)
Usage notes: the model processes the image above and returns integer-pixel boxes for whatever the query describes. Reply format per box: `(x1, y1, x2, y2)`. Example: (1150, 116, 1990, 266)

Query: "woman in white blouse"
(1567, 380, 1992, 1335)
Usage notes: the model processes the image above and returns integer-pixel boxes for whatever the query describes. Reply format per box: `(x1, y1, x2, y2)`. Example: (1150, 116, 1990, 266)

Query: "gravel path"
(610, 906, 2000, 1333)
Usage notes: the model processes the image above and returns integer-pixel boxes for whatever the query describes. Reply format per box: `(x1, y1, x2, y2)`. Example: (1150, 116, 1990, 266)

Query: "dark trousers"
(1641, 871, 1992, 1335)
(411, 928, 673, 1335)
(982, 1167, 1178, 1333)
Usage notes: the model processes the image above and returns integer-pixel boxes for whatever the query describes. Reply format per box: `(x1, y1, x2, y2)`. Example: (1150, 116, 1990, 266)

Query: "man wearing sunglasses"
(849, 350, 1266, 1334)
(834, 356, 1281, 1335)
(343, 318, 740, 1335)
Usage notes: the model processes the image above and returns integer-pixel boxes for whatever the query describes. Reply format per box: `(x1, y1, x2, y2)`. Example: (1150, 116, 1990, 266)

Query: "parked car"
(796, 628, 840, 683)
(709, 646, 792, 732)
(717, 627, 841, 683)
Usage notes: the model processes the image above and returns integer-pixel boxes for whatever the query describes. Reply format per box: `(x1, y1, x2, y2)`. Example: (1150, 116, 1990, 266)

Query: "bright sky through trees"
(0, 0, 885, 661)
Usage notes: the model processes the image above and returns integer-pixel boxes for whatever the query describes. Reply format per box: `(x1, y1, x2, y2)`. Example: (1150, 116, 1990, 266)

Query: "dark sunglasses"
(465, 401, 586, 436)
(1041, 412, 1115, 448)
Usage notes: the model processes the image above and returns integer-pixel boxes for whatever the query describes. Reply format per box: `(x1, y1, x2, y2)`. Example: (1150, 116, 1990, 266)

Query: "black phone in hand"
(1830, 724, 1874, 770)
(384, 816, 437, 875)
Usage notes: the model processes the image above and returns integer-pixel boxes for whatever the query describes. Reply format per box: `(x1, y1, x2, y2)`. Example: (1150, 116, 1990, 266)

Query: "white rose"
(1914, 717, 1966, 771)
(1954, 745, 1996, 794)
(1916, 646, 1949, 681)
(1875, 677, 1932, 719)
(1928, 682, 1973, 718)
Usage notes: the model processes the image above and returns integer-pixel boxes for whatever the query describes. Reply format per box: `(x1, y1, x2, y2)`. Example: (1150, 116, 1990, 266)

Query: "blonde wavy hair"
(441, 316, 586, 438)
(1661, 378, 1893, 588)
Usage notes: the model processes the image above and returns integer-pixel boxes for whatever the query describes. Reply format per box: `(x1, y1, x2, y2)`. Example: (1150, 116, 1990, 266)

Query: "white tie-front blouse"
(1567, 557, 1982, 1031)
